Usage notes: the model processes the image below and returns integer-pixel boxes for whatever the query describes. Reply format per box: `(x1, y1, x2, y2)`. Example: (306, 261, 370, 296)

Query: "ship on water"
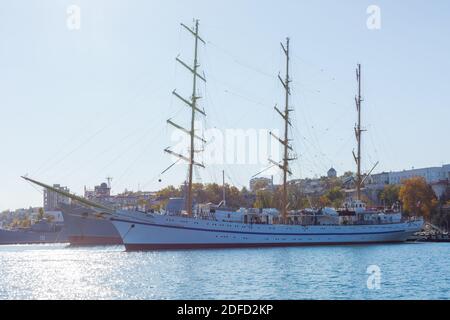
(59, 203, 122, 245)
(0, 218, 68, 245)
(22, 20, 423, 250)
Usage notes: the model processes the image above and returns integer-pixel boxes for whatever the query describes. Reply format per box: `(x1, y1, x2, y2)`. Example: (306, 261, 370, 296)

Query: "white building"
(369, 172, 389, 186)
(369, 164, 450, 198)
(387, 165, 450, 185)
(370, 164, 450, 186)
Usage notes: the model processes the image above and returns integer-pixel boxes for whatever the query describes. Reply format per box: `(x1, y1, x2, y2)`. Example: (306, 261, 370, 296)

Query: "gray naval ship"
(0, 219, 68, 245)
(59, 198, 186, 246)
(59, 203, 122, 245)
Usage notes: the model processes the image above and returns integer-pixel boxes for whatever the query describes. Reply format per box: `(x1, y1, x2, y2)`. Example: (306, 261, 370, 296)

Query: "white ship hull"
(111, 211, 423, 250)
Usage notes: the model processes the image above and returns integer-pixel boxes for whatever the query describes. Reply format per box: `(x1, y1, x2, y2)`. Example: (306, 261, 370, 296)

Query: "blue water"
(0, 243, 448, 299)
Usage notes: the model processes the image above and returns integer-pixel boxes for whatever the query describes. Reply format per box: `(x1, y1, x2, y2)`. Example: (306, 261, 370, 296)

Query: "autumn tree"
(441, 186, 450, 204)
(204, 183, 222, 204)
(37, 207, 44, 220)
(399, 177, 437, 219)
(318, 195, 331, 207)
(226, 185, 244, 208)
(20, 218, 31, 228)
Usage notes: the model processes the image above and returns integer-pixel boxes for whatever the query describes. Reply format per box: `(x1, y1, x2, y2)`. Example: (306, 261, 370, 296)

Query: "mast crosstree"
(165, 19, 206, 216)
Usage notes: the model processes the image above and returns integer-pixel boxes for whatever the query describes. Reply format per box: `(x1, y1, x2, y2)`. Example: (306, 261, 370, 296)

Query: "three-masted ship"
(23, 20, 423, 250)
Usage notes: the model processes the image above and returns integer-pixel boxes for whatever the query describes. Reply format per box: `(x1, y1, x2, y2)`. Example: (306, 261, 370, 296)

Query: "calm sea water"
(0, 243, 448, 300)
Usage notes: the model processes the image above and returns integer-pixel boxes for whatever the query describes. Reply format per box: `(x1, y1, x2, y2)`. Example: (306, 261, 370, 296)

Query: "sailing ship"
(22, 20, 423, 250)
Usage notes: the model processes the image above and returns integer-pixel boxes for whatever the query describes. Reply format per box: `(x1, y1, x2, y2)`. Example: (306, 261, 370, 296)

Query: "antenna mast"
(353, 64, 364, 201)
(269, 37, 294, 220)
(222, 170, 226, 207)
(106, 176, 113, 189)
(165, 19, 206, 216)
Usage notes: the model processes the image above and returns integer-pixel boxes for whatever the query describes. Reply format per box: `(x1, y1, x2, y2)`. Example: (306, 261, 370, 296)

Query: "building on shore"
(84, 182, 112, 203)
(0, 207, 43, 227)
(288, 168, 343, 196)
(387, 164, 449, 185)
(327, 167, 337, 178)
(84, 181, 158, 211)
(249, 176, 274, 192)
(289, 178, 326, 195)
(367, 164, 450, 198)
(112, 190, 158, 211)
(43, 184, 71, 211)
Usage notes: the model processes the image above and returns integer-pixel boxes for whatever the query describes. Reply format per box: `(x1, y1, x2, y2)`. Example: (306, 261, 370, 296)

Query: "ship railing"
(270, 218, 414, 227)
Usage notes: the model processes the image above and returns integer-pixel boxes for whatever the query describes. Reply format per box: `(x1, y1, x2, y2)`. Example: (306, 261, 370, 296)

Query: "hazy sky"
(1, 0, 449, 210)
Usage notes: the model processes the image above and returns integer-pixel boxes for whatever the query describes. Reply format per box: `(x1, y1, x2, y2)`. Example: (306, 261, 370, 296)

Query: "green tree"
(325, 187, 345, 207)
(378, 185, 400, 206)
(156, 185, 182, 208)
(317, 187, 344, 208)
(254, 189, 274, 209)
(343, 171, 354, 178)
(238, 187, 254, 208)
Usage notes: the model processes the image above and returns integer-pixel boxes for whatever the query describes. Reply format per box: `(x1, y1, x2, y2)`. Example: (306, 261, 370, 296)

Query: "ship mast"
(269, 38, 294, 220)
(165, 20, 206, 216)
(353, 64, 364, 201)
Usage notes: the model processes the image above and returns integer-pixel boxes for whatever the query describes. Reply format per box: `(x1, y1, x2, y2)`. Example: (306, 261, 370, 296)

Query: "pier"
(408, 223, 450, 242)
